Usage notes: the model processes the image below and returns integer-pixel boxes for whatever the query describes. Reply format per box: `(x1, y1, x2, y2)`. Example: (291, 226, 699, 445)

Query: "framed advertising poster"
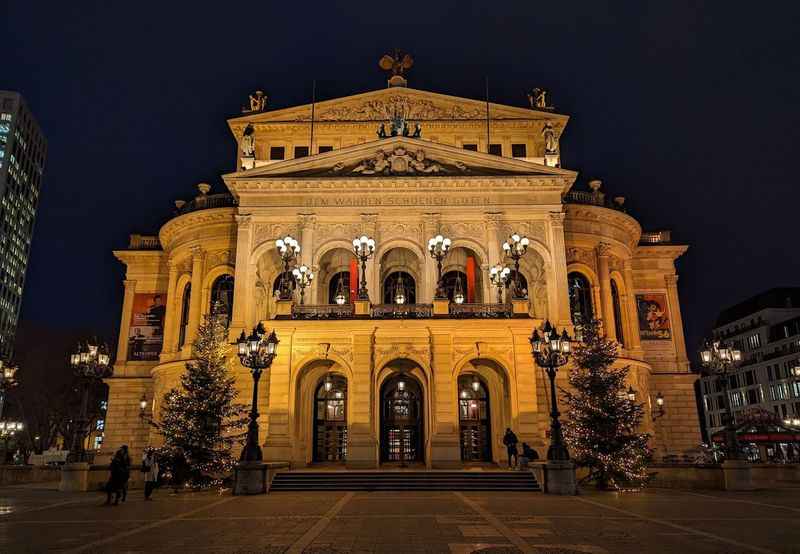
(127, 293, 166, 361)
(636, 293, 672, 340)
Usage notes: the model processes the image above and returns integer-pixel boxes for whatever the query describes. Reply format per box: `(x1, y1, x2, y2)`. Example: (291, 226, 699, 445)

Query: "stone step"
(270, 470, 541, 491)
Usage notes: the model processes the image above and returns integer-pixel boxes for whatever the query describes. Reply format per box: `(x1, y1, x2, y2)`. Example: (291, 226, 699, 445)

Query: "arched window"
(328, 271, 350, 304)
(441, 270, 467, 303)
(568, 272, 593, 325)
(210, 274, 234, 323)
(508, 270, 528, 299)
(611, 279, 625, 345)
(177, 283, 191, 348)
(383, 271, 416, 304)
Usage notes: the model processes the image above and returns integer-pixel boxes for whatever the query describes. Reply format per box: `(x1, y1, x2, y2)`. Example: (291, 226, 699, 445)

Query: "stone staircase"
(270, 470, 541, 491)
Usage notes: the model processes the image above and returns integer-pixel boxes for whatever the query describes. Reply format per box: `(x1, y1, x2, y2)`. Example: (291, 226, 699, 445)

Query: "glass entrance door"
(381, 375, 423, 463)
(313, 375, 347, 462)
(458, 374, 491, 462)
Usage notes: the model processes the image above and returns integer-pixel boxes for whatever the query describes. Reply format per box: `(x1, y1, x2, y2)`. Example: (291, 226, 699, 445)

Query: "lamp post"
(275, 235, 300, 300)
(427, 234, 452, 298)
(0, 421, 23, 463)
(352, 235, 376, 300)
(0, 360, 19, 421)
(68, 341, 113, 463)
(237, 323, 279, 461)
(699, 340, 743, 460)
(292, 265, 314, 305)
(502, 233, 530, 298)
(489, 264, 511, 304)
(530, 321, 572, 461)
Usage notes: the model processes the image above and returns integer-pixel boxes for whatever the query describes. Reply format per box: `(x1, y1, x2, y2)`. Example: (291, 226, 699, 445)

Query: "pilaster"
(160, 260, 179, 356)
(184, 246, 205, 349)
(665, 274, 690, 371)
(231, 216, 252, 337)
(622, 259, 643, 354)
(116, 279, 137, 363)
(547, 212, 571, 326)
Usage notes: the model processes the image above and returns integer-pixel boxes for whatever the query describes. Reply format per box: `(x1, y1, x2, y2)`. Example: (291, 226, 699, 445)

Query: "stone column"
(160, 261, 180, 356)
(596, 243, 616, 341)
(184, 246, 205, 349)
(361, 214, 379, 302)
(422, 213, 440, 302)
(547, 212, 571, 326)
(484, 213, 502, 267)
(622, 259, 642, 352)
(299, 214, 317, 304)
(116, 279, 137, 363)
(665, 274, 690, 371)
(231, 216, 252, 337)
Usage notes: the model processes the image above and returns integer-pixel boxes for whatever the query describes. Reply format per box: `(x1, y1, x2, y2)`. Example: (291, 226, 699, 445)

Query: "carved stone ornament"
(297, 95, 486, 122)
(341, 147, 465, 176)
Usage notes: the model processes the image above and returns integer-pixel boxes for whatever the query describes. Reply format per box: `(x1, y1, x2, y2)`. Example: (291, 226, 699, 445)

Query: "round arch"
(201, 265, 234, 318)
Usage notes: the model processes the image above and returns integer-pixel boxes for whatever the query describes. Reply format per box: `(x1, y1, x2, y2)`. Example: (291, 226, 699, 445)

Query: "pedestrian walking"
(142, 449, 159, 500)
(502, 428, 519, 469)
(119, 445, 131, 502)
(104, 449, 126, 505)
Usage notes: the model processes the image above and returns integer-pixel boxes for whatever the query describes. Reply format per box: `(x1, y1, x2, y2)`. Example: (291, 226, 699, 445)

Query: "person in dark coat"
(105, 450, 127, 505)
(502, 428, 519, 469)
(119, 445, 131, 502)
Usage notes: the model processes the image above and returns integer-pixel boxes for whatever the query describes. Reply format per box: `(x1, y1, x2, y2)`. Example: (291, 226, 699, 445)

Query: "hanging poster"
(127, 293, 166, 361)
(636, 293, 672, 340)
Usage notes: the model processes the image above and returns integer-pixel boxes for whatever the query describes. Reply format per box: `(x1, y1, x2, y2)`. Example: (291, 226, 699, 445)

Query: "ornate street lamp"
(352, 235, 376, 300)
(139, 393, 148, 416)
(652, 392, 665, 420)
(428, 234, 452, 298)
(530, 321, 572, 461)
(393, 273, 406, 305)
(453, 273, 465, 305)
(292, 265, 314, 305)
(237, 323, 279, 461)
(502, 233, 530, 298)
(0, 360, 19, 420)
(698, 340, 743, 460)
(68, 340, 113, 463)
(275, 235, 301, 300)
(489, 264, 512, 304)
(334, 275, 348, 305)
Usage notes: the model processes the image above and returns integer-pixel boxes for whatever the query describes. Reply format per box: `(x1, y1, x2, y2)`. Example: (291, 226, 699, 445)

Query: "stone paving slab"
(0, 484, 798, 553)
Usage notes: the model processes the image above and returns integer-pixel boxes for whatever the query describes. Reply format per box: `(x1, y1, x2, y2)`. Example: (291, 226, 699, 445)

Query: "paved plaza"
(0, 483, 798, 553)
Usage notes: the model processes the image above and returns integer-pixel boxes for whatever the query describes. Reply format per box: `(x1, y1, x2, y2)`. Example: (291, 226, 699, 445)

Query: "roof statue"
(242, 90, 267, 113)
(379, 50, 414, 88)
(527, 87, 554, 112)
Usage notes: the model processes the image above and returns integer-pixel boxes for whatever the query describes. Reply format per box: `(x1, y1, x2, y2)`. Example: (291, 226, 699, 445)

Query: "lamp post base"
(543, 460, 577, 495)
(233, 461, 267, 495)
(546, 443, 570, 462)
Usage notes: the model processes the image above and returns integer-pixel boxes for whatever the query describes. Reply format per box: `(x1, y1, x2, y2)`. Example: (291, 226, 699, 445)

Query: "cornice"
(158, 207, 237, 250)
(635, 244, 689, 260)
(113, 250, 165, 266)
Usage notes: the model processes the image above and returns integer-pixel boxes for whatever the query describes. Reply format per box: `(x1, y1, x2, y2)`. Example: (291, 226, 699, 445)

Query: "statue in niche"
(412, 123, 422, 138)
(241, 124, 256, 157)
(377, 123, 387, 138)
(542, 122, 558, 154)
(527, 88, 549, 109)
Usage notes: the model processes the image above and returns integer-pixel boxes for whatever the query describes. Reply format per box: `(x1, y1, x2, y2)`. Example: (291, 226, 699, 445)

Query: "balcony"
(639, 230, 672, 245)
(563, 179, 627, 213)
(173, 184, 237, 217)
(283, 302, 515, 320)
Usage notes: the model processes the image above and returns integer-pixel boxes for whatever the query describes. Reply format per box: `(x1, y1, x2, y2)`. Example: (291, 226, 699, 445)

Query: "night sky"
(3, 2, 799, 361)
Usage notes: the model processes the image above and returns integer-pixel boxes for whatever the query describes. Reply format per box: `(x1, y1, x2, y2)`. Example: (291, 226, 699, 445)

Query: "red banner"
(466, 256, 476, 303)
(349, 259, 358, 302)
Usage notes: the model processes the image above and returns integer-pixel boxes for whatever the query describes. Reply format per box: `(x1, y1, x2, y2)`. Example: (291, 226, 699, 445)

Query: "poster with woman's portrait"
(636, 293, 672, 340)
(127, 293, 166, 361)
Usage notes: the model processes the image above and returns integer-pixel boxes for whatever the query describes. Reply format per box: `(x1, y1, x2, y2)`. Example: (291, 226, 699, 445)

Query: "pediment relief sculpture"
(335, 147, 466, 176)
(296, 95, 486, 122)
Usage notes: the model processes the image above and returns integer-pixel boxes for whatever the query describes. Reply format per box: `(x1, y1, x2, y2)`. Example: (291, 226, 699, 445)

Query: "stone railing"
(450, 303, 512, 318)
(128, 234, 161, 250)
(292, 304, 355, 320)
(174, 193, 236, 216)
(371, 304, 433, 319)
(639, 230, 672, 244)
(563, 190, 626, 212)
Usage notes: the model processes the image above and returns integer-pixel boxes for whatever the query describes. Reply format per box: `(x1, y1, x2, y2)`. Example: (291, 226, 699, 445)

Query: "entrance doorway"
(458, 374, 491, 462)
(380, 374, 424, 464)
(313, 374, 347, 462)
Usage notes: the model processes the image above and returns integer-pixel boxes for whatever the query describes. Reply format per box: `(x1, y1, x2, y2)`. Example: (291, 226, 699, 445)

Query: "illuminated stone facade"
(103, 84, 699, 468)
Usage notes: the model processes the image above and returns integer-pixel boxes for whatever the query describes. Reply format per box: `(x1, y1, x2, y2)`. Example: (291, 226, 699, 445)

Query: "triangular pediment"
(229, 86, 568, 127)
(224, 136, 576, 181)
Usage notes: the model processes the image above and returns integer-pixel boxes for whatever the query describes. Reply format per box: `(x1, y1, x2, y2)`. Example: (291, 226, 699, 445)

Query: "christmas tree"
(561, 320, 651, 489)
(152, 308, 248, 488)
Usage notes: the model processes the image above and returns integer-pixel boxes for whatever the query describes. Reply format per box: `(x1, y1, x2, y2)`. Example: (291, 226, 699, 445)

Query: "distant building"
(702, 288, 800, 442)
(0, 92, 46, 358)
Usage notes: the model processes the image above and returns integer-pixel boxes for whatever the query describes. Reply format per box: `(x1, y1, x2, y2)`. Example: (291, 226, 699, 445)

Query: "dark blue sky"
(3, 1, 799, 358)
